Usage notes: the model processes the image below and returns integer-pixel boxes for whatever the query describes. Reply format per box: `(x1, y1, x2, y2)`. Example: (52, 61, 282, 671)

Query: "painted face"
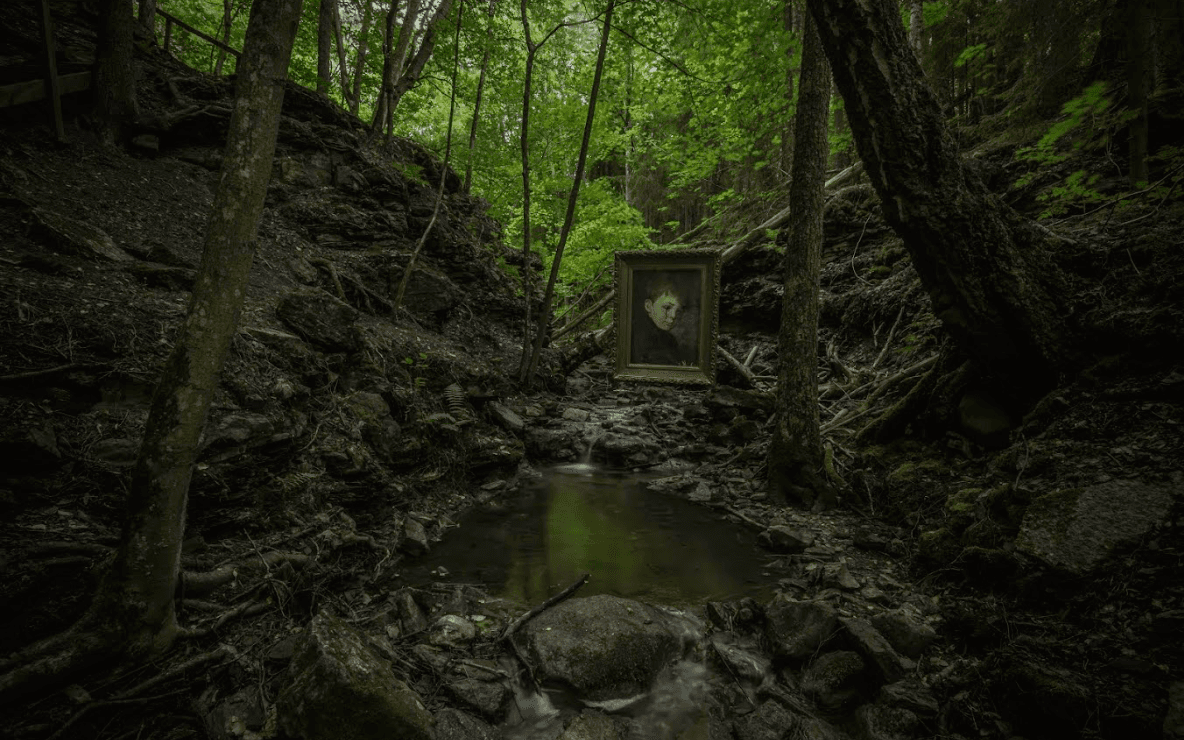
(645, 292, 682, 331)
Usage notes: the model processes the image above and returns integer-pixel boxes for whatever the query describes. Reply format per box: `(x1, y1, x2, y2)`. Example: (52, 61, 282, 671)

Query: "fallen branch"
(500, 572, 591, 643)
(723, 505, 766, 533)
(500, 572, 590, 685)
(553, 289, 614, 341)
(719, 347, 757, 388)
(0, 363, 89, 382)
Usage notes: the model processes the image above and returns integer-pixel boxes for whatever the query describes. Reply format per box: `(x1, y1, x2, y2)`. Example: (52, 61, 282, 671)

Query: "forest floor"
(1, 5, 1183, 740)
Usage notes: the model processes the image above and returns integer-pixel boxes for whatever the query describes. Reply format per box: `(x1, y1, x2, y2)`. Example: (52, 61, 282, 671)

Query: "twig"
(500, 573, 591, 643)
(722, 505, 766, 532)
(742, 345, 758, 368)
(0, 362, 86, 382)
(850, 215, 872, 285)
(500, 572, 590, 686)
(872, 305, 904, 371)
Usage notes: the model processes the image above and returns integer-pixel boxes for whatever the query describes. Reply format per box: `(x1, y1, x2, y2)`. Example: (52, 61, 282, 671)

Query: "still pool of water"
(403, 468, 777, 606)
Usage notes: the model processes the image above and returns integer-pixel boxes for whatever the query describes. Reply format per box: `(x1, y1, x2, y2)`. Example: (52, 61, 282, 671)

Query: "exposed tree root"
(46, 645, 236, 740)
(181, 550, 310, 597)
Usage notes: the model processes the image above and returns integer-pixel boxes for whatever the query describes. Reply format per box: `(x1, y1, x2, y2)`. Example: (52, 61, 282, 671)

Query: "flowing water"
(404, 467, 777, 607)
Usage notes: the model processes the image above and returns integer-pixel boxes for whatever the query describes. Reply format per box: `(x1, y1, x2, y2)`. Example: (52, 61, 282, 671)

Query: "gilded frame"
(613, 249, 720, 385)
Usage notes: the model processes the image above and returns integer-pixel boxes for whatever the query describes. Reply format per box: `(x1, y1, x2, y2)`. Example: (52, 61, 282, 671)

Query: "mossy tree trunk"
(768, 15, 834, 510)
(0, 0, 304, 704)
(94, 0, 138, 144)
(807, 0, 1071, 407)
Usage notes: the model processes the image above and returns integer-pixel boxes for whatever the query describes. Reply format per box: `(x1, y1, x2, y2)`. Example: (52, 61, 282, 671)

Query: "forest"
(0, 0, 1181, 738)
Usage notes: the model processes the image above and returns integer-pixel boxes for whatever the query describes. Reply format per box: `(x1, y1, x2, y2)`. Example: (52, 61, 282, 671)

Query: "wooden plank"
(39, 0, 64, 139)
(155, 8, 240, 58)
(0, 71, 91, 109)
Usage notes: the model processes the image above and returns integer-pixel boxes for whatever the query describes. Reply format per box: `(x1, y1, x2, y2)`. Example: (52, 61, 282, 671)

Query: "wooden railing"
(0, 2, 241, 139)
(156, 8, 241, 62)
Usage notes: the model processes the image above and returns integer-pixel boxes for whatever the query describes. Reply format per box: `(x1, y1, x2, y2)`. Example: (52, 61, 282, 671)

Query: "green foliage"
(953, 43, 987, 69)
(1014, 82, 1116, 217)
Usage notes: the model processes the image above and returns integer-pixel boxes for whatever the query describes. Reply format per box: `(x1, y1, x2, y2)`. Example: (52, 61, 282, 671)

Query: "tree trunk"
(386, 0, 453, 121)
(1154, 0, 1184, 90)
(349, 0, 375, 115)
(370, 0, 401, 130)
(807, 0, 1069, 407)
(908, 0, 923, 53)
(213, 0, 233, 75)
(137, 0, 156, 40)
(515, 0, 538, 377)
(464, 0, 499, 193)
(94, 0, 138, 144)
(0, 0, 304, 705)
(521, 0, 614, 386)
(103, 0, 303, 662)
(1126, 0, 1150, 185)
(317, 0, 333, 93)
(330, 0, 351, 103)
(768, 14, 834, 510)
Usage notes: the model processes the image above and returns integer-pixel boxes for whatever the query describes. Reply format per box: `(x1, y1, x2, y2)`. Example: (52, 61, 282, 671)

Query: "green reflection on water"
(410, 470, 773, 607)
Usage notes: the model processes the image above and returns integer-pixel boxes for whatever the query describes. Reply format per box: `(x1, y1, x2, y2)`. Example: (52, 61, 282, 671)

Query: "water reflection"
(405, 469, 774, 606)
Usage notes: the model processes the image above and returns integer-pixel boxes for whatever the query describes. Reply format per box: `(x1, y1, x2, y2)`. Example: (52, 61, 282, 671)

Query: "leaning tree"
(0, 0, 305, 704)
(806, 0, 1074, 409)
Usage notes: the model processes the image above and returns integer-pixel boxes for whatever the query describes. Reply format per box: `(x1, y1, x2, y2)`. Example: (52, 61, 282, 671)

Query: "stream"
(403, 466, 778, 608)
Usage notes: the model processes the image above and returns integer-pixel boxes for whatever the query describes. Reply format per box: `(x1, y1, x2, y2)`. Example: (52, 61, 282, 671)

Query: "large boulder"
(764, 597, 838, 660)
(517, 595, 683, 701)
(1016, 478, 1175, 574)
(276, 612, 434, 740)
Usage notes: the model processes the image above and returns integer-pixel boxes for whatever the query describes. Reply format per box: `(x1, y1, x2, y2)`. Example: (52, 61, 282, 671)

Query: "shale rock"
(276, 612, 435, 740)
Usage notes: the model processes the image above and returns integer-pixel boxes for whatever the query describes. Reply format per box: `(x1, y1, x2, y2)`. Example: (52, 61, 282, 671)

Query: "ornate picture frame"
(613, 249, 720, 385)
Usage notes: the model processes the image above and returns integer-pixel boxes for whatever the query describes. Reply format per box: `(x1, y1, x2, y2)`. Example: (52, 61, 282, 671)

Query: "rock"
(519, 595, 682, 702)
(401, 518, 430, 556)
(869, 609, 936, 660)
(393, 588, 429, 633)
(647, 476, 712, 503)
(732, 699, 807, 740)
(1165, 681, 1184, 740)
(334, 164, 369, 192)
(822, 562, 861, 590)
(559, 712, 621, 740)
(31, 207, 132, 262)
(801, 650, 867, 711)
(398, 267, 461, 315)
(702, 387, 775, 423)
(853, 703, 921, 740)
(201, 412, 276, 451)
(89, 437, 139, 466)
(131, 134, 160, 153)
(758, 526, 814, 554)
(1016, 479, 1174, 574)
(276, 290, 360, 352)
(764, 597, 838, 660)
(430, 614, 477, 648)
(709, 634, 771, 683)
(487, 401, 525, 433)
(124, 262, 196, 290)
(839, 617, 914, 683)
(445, 677, 509, 720)
(562, 407, 592, 422)
(432, 708, 497, 740)
(276, 613, 435, 740)
(879, 679, 939, 716)
(203, 686, 266, 740)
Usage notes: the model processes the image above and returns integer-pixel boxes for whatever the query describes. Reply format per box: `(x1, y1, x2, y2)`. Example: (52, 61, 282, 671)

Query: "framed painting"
(613, 249, 720, 385)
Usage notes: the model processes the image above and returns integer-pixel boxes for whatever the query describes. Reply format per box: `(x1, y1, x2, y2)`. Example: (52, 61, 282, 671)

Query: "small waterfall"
(580, 432, 606, 465)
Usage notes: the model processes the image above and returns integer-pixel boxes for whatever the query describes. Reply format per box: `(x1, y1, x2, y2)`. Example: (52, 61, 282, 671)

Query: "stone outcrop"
(276, 613, 435, 740)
